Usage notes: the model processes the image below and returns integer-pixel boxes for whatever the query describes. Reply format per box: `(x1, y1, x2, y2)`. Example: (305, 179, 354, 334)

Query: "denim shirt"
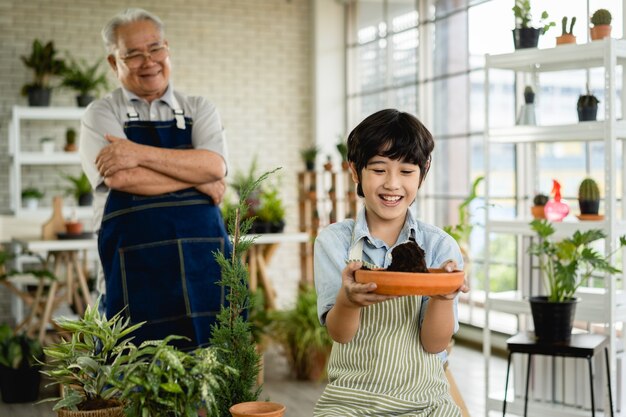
(314, 206, 464, 359)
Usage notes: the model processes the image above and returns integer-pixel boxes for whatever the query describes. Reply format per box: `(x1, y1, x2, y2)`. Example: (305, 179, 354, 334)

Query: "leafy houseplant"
(63, 172, 93, 206)
(512, 0, 555, 49)
(336, 140, 349, 170)
(0, 324, 43, 403)
(256, 187, 286, 233)
(41, 299, 143, 415)
(20, 39, 66, 106)
(590, 8, 612, 41)
(556, 16, 576, 45)
(21, 187, 44, 210)
(270, 284, 333, 381)
(578, 177, 601, 216)
(61, 57, 109, 107)
(577, 85, 599, 122)
(300, 145, 319, 171)
(528, 219, 626, 343)
(115, 336, 233, 417)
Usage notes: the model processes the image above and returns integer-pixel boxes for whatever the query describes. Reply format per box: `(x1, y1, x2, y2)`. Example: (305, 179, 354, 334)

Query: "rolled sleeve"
(313, 223, 352, 325)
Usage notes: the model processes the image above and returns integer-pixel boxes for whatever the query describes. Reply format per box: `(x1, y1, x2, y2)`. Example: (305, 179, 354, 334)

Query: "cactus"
(66, 128, 76, 145)
(561, 16, 576, 35)
(578, 178, 600, 201)
(533, 193, 549, 206)
(591, 9, 612, 26)
(523, 86, 535, 104)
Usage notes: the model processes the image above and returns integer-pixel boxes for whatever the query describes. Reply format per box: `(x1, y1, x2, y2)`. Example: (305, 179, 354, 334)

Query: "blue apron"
(98, 107, 231, 350)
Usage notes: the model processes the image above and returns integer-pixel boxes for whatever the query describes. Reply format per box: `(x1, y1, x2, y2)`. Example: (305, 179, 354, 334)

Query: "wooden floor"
(0, 340, 506, 417)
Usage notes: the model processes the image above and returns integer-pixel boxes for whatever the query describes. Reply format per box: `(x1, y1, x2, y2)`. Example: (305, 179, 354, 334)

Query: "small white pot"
(23, 198, 39, 210)
(41, 141, 55, 153)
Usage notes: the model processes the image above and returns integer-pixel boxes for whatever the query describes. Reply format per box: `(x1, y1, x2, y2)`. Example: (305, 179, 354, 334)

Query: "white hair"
(101, 8, 164, 53)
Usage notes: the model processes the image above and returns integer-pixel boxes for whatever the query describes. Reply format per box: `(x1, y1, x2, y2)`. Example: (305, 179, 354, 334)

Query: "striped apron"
(98, 98, 231, 350)
(314, 238, 460, 416)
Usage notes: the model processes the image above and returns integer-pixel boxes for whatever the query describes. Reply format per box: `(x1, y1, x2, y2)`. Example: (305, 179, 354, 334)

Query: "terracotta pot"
(354, 268, 465, 296)
(65, 221, 84, 235)
(531, 205, 546, 219)
(556, 34, 576, 45)
(590, 25, 612, 41)
(229, 401, 286, 417)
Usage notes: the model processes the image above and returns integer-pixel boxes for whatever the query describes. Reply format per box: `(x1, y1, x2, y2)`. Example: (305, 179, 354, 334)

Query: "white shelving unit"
(8, 105, 88, 219)
(483, 39, 626, 416)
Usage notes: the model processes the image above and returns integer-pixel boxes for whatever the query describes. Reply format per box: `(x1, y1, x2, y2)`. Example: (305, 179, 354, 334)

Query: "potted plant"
(531, 193, 548, 219)
(517, 86, 536, 125)
(20, 39, 66, 106)
(210, 169, 282, 416)
(528, 219, 626, 343)
(577, 85, 599, 122)
(41, 298, 144, 416)
(0, 324, 43, 403)
(336, 140, 349, 170)
(64, 128, 77, 152)
(63, 172, 93, 206)
(61, 57, 109, 107)
(323, 155, 333, 172)
(578, 177, 601, 217)
(21, 187, 44, 210)
(590, 8, 612, 41)
(556, 16, 576, 45)
(115, 335, 233, 417)
(270, 284, 333, 381)
(40, 137, 55, 153)
(256, 187, 286, 233)
(300, 145, 318, 172)
(512, 0, 555, 49)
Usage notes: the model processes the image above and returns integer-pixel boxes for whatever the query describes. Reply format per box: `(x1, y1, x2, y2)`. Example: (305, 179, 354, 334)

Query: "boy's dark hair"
(346, 109, 434, 197)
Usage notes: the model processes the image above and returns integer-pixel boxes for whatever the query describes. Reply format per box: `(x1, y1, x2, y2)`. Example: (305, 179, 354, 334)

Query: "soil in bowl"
(355, 240, 464, 296)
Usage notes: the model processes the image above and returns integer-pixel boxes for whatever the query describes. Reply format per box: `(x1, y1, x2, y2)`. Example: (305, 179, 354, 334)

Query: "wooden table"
(245, 232, 310, 310)
(7, 236, 96, 343)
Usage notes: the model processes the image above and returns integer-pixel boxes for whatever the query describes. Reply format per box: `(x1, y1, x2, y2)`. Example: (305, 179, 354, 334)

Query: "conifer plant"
(210, 167, 280, 416)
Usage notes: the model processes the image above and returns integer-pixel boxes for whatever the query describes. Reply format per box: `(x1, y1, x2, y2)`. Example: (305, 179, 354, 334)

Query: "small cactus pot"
(590, 25, 612, 41)
(531, 205, 546, 219)
(556, 34, 576, 45)
(578, 199, 600, 215)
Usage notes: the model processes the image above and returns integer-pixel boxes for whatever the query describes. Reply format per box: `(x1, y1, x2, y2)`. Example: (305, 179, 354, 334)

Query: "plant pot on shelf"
(512, 27, 540, 49)
(229, 401, 286, 417)
(556, 34, 576, 45)
(26, 87, 51, 107)
(76, 94, 94, 107)
(530, 205, 546, 219)
(529, 296, 578, 344)
(579, 199, 600, 216)
(590, 25, 612, 41)
(578, 105, 598, 122)
(78, 192, 93, 207)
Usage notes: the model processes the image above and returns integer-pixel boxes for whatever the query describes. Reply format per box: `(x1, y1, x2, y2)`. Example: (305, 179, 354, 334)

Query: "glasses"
(118, 45, 169, 69)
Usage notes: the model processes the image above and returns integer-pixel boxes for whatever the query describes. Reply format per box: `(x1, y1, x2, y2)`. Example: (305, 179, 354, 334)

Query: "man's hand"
(96, 134, 144, 177)
(430, 260, 470, 300)
(339, 261, 396, 308)
(196, 179, 226, 205)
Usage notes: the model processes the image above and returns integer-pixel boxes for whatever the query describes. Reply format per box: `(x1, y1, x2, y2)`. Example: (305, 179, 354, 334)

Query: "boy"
(314, 109, 467, 416)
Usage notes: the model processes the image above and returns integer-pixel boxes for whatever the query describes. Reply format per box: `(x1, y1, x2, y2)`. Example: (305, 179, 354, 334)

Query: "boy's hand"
(339, 261, 396, 307)
(430, 260, 470, 300)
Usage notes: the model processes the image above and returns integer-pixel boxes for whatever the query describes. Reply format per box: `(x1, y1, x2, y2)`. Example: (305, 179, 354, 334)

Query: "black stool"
(503, 332, 614, 417)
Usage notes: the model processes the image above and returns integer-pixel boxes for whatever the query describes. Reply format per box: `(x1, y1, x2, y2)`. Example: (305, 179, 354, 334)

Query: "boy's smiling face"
(351, 155, 421, 229)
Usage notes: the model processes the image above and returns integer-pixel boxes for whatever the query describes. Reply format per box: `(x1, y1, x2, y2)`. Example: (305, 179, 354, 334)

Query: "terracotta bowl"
(229, 401, 286, 417)
(355, 268, 465, 296)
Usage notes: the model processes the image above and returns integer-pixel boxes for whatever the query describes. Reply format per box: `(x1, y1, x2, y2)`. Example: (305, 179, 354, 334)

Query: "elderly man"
(80, 8, 230, 349)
